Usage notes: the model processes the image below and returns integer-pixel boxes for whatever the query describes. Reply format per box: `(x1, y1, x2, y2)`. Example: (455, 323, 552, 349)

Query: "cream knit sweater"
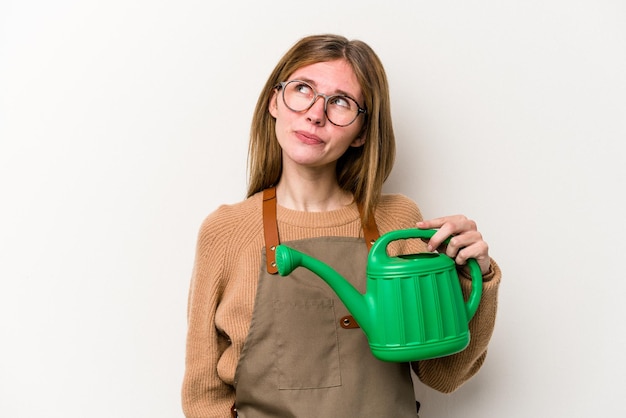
(182, 191, 501, 417)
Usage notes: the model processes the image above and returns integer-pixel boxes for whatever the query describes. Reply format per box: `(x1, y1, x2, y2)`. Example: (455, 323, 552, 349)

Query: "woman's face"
(269, 59, 366, 173)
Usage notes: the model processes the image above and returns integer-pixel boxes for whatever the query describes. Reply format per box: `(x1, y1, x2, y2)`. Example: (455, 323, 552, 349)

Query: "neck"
(276, 170, 353, 212)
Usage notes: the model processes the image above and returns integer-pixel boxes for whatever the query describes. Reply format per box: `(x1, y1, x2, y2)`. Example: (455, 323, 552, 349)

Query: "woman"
(182, 34, 500, 418)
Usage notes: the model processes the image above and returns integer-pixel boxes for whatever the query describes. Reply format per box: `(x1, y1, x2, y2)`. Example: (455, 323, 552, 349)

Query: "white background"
(1, 1, 625, 417)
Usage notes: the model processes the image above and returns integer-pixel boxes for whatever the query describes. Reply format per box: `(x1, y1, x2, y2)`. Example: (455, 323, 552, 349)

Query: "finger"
(451, 241, 485, 263)
(425, 223, 458, 252)
(445, 230, 484, 258)
(416, 217, 448, 230)
(417, 215, 477, 252)
(418, 215, 476, 233)
(453, 241, 490, 274)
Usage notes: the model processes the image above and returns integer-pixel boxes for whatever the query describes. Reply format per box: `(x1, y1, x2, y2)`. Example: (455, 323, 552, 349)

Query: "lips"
(295, 130, 324, 145)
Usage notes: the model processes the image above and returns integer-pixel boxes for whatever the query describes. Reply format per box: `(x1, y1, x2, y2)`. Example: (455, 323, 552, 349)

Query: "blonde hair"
(247, 34, 395, 219)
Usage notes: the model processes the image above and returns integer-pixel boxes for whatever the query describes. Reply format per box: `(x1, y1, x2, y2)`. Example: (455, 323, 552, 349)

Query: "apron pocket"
(274, 299, 341, 390)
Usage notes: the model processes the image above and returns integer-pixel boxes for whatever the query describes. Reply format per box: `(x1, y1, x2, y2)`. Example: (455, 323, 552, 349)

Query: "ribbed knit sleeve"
(182, 194, 265, 418)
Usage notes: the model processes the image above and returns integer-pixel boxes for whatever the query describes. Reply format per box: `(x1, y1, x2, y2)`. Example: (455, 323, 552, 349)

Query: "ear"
(350, 134, 366, 148)
(268, 89, 279, 118)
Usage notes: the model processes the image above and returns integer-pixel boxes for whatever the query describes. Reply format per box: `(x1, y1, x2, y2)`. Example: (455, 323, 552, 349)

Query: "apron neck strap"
(262, 187, 280, 274)
(357, 201, 380, 251)
(262, 186, 380, 274)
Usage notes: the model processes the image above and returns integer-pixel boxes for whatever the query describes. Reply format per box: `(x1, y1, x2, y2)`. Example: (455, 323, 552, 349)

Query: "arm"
(182, 216, 235, 417)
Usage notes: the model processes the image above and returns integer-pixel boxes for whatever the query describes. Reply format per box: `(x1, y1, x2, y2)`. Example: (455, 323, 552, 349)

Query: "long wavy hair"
(246, 34, 395, 220)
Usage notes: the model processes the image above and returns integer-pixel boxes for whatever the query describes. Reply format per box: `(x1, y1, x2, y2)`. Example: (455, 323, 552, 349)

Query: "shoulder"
(376, 194, 424, 233)
(377, 193, 423, 220)
(196, 192, 264, 252)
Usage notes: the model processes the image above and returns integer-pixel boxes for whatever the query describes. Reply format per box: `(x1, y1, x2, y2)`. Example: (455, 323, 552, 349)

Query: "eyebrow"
(295, 77, 360, 102)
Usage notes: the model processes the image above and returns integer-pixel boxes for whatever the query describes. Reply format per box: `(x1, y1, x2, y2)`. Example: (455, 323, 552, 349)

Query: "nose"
(306, 95, 326, 126)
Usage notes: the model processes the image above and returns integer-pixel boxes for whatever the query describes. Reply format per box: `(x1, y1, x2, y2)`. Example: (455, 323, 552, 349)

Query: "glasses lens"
(283, 81, 316, 112)
(282, 81, 361, 126)
(326, 95, 359, 126)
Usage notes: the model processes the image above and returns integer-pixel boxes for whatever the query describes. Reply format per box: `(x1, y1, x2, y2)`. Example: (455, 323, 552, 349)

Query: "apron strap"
(357, 201, 380, 251)
(262, 187, 380, 274)
(262, 187, 280, 274)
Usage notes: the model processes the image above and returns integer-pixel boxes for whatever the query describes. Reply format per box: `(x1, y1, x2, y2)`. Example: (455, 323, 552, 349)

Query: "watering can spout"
(275, 245, 372, 334)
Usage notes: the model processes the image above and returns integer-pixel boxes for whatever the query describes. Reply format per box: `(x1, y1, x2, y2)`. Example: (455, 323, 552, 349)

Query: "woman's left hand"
(417, 215, 491, 275)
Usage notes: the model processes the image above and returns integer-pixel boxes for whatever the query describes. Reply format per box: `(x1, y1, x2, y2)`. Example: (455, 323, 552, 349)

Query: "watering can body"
(275, 228, 483, 362)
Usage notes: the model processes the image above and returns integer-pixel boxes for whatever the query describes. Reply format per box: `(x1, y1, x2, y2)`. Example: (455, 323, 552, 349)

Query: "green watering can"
(275, 228, 483, 362)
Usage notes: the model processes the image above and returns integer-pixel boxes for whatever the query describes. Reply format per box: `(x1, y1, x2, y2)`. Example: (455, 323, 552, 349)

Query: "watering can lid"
(367, 251, 456, 278)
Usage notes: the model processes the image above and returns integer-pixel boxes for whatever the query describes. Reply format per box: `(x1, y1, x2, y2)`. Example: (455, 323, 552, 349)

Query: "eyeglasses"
(276, 80, 367, 127)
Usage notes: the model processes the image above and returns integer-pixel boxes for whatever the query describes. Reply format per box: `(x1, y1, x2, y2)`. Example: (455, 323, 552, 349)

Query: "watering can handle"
(370, 228, 483, 320)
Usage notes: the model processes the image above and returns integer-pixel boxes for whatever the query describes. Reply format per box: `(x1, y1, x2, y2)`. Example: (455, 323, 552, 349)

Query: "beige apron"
(232, 188, 418, 417)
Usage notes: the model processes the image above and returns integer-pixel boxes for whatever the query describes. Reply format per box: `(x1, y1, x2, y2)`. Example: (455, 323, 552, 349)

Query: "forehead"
(289, 60, 362, 100)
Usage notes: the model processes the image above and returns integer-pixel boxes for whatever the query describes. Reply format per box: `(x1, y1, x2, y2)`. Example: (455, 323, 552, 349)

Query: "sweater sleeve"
(182, 212, 235, 418)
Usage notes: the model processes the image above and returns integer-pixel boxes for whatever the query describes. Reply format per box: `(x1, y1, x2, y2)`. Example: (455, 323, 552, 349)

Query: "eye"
(329, 95, 353, 110)
(293, 82, 313, 96)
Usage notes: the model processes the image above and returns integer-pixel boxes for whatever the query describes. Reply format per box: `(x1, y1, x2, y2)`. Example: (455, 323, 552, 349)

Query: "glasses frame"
(276, 80, 367, 127)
